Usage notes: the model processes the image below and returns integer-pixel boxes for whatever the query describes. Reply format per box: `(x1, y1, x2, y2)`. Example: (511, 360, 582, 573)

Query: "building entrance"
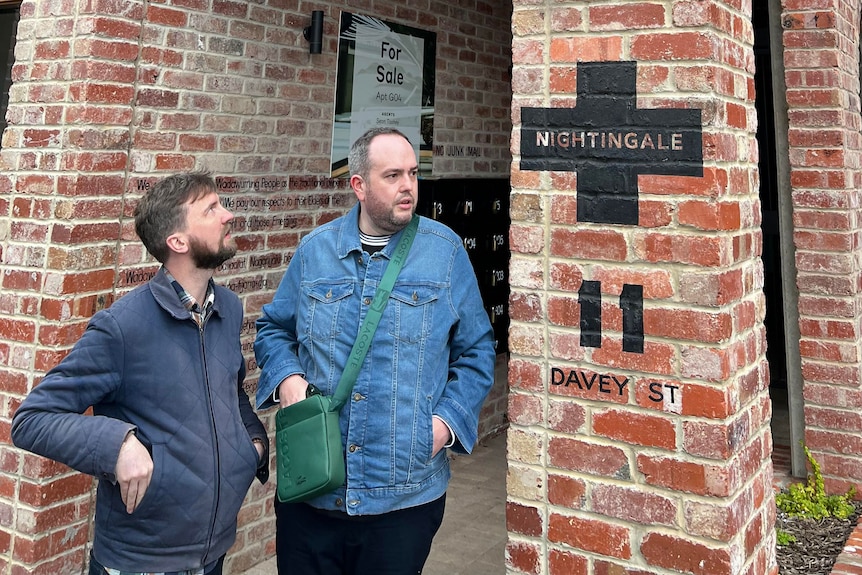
(755, 0, 805, 476)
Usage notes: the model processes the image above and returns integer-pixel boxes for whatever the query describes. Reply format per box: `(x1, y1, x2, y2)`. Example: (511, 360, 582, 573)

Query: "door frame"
(767, 0, 806, 477)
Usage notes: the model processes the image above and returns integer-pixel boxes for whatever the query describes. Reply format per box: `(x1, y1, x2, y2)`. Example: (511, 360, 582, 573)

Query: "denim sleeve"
(433, 244, 496, 454)
(254, 250, 306, 409)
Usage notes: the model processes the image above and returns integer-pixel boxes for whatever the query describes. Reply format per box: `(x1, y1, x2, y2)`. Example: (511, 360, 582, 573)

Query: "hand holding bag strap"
(329, 215, 419, 413)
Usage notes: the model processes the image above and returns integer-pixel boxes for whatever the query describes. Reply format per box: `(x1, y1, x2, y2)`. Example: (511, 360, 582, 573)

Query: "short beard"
(361, 201, 414, 235)
(189, 237, 237, 269)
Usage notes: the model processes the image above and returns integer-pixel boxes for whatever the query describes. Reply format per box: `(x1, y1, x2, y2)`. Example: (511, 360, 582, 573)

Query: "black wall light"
(304, 10, 324, 54)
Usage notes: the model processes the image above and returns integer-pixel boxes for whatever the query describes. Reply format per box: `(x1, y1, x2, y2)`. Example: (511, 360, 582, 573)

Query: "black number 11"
(578, 282, 644, 354)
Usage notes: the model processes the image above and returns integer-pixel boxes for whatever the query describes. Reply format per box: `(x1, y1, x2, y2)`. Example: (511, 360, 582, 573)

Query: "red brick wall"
(782, 1, 862, 498)
(0, 0, 512, 572)
(509, 1, 776, 574)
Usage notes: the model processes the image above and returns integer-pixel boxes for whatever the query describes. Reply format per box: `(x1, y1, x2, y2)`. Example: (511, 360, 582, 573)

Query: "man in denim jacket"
(254, 128, 496, 574)
(12, 173, 269, 575)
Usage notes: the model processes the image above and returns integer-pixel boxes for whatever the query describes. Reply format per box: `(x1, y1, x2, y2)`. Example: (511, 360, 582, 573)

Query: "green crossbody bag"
(275, 216, 419, 503)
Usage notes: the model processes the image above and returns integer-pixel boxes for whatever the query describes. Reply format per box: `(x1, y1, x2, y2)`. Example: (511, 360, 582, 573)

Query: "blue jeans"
(88, 552, 224, 575)
(275, 494, 446, 575)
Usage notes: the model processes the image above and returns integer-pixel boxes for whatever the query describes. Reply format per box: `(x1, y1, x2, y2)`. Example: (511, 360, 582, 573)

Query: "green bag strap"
(329, 215, 419, 413)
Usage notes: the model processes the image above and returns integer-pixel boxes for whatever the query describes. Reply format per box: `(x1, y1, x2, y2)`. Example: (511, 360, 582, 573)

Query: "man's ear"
(350, 174, 365, 201)
(165, 232, 189, 256)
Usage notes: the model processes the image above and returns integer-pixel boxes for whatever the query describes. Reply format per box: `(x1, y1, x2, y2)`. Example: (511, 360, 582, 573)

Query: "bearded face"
(188, 233, 237, 270)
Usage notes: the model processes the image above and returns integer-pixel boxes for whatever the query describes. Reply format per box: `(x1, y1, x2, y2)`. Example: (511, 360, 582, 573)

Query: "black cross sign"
(520, 61, 703, 225)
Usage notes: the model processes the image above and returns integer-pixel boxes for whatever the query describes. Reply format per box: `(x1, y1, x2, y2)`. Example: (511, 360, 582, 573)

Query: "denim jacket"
(255, 204, 496, 516)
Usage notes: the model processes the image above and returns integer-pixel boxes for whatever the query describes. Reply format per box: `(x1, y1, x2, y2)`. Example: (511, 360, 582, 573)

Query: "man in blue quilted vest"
(12, 172, 269, 575)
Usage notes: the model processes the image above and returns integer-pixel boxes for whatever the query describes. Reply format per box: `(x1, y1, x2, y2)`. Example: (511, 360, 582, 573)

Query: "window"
(0, 1, 21, 143)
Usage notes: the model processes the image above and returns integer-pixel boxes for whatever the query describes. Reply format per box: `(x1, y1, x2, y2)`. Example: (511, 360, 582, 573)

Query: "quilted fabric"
(11, 268, 266, 572)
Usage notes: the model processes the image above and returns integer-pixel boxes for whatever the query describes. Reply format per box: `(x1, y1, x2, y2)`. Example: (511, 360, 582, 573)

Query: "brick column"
(783, 1, 862, 495)
(0, 0, 142, 572)
(508, 2, 775, 574)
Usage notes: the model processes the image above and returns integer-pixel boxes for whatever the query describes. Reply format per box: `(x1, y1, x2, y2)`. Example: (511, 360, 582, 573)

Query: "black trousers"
(275, 494, 446, 575)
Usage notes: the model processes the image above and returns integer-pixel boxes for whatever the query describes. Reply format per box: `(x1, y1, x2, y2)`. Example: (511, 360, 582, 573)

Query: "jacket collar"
(336, 203, 415, 260)
(149, 266, 223, 321)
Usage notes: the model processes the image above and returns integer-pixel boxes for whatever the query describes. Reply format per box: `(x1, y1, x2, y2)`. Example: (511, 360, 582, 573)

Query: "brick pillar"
(508, 2, 776, 574)
(0, 1, 141, 572)
(783, 1, 862, 495)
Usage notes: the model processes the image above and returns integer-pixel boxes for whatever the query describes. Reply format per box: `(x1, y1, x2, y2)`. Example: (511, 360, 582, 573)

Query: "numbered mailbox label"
(492, 234, 506, 251)
(433, 201, 445, 219)
(490, 303, 506, 323)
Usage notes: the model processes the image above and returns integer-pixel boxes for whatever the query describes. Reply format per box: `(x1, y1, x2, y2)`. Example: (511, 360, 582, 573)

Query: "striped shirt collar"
(359, 229, 392, 254)
(164, 268, 215, 325)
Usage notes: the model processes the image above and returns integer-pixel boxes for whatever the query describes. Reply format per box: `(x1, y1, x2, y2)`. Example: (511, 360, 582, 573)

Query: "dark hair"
(348, 128, 412, 180)
(134, 172, 216, 263)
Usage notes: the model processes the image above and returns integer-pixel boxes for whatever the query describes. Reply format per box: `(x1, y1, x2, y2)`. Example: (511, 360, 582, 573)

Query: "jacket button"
(335, 498, 343, 507)
(353, 393, 363, 401)
(363, 297, 371, 305)
(348, 444, 358, 453)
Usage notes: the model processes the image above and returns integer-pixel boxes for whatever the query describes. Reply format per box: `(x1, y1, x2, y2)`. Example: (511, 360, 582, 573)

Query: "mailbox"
(418, 178, 510, 353)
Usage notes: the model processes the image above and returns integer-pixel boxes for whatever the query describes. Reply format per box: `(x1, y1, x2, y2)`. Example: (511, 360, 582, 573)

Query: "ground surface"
(775, 503, 861, 575)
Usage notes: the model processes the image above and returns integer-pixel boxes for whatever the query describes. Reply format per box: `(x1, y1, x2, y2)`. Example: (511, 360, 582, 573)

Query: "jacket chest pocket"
(304, 282, 354, 341)
(387, 285, 439, 343)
